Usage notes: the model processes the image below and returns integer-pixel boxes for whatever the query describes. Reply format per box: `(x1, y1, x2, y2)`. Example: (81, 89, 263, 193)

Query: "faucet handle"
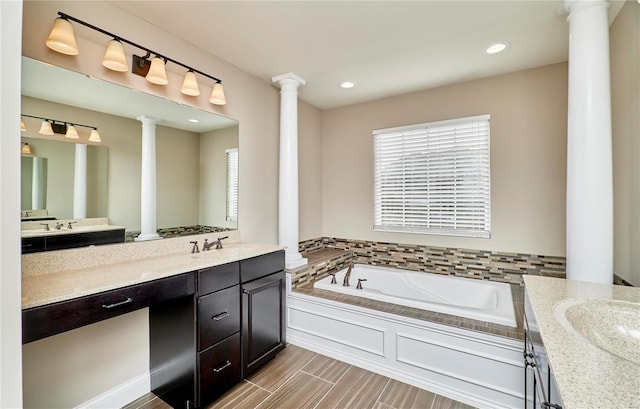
(356, 278, 367, 290)
(328, 272, 337, 285)
(54, 222, 64, 230)
(189, 240, 199, 254)
(215, 236, 228, 249)
(67, 221, 77, 229)
(40, 223, 50, 232)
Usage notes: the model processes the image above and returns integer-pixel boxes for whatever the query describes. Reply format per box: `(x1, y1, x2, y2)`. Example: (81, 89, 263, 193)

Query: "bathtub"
(313, 264, 517, 327)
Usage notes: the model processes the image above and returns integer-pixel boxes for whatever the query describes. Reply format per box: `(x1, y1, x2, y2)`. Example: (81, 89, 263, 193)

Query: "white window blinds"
(373, 114, 491, 238)
(226, 148, 239, 222)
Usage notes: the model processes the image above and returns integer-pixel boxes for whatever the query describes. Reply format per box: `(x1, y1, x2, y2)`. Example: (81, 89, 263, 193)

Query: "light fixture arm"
(22, 114, 97, 131)
(57, 11, 223, 84)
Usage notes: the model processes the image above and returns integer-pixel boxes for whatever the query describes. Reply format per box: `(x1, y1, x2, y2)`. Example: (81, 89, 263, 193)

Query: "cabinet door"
(241, 271, 286, 377)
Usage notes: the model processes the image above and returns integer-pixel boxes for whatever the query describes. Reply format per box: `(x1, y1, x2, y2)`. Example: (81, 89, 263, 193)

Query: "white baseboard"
(74, 372, 150, 409)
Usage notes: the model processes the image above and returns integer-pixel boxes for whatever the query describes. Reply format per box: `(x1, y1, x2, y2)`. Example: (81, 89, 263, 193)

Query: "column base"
(285, 255, 308, 270)
(135, 233, 162, 242)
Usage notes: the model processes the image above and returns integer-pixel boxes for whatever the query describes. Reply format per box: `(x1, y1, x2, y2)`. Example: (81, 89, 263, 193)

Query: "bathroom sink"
(554, 298, 640, 365)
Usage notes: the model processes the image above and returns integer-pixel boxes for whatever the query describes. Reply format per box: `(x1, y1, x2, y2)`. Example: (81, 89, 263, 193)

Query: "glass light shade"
(209, 82, 227, 105)
(38, 121, 54, 136)
(88, 129, 102, 143)
(102, 39, 129, 72)
(21, 143, 32, 155)
(146, 57, 169, 85)
(181, 71, 200, 96)
(20, 118, 27, 132)
(65, 125, 79, 139)
(45, 18, 79, 56)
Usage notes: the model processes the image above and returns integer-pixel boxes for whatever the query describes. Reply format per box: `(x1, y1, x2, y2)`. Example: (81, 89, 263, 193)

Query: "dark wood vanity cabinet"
(151, 249, 286, 408)
(21, 228, 125, 253)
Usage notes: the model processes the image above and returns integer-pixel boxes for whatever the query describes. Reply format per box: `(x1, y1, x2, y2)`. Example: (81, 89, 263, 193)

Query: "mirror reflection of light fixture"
(181, 71, 200, 96)
(21, 143, 32, 155)
(210, 82, 227, 106)
(65, 124, 79, 139)
(21, 118, 27, 132)
(102, 39, 129, 72)
(146, 57, 169, 85)
(45, 17, 79, 55)
(38, 120, 54, 136)
(88, 128, 102, 143)
(45, 11, 227, 106)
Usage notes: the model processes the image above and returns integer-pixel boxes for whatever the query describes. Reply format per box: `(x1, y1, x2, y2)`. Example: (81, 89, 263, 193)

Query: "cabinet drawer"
(23, 273, 195, 344)
(198, 332, 241, 407)
(240, 250, 285, 283)
(198, 262, 239, 295)
(198, 285, 240, 351)
(22, 237, 45, 253)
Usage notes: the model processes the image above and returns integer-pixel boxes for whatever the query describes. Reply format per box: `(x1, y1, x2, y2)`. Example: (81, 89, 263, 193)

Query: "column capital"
(563, 0, 609, 18)
(136, 115, 161, 125)
(272, 72, 306, 88)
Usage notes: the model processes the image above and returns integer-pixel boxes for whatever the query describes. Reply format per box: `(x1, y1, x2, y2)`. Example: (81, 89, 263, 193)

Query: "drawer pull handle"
(212, 311, 230, 321)
(213, 360, 231, 373)
(102, 298, 133, 309)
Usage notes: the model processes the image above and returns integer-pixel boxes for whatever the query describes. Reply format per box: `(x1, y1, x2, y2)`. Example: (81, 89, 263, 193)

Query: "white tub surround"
(272, 72, 307, 269)
(73, 143, 87, 219)
(136, 116, 161, 241)
(564, 0, 613, 284)
(314, 265, 517, 327)
(289, 276, 525, 409)
(524, 275, 640, 409)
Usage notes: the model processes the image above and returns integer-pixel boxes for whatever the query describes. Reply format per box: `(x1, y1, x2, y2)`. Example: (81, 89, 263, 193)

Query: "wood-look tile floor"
(123, 345, 476, 409)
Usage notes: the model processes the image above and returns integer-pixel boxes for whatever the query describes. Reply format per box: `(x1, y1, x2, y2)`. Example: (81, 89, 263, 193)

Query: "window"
(373, 114, 490, 238)
(226, 148, 238, 222)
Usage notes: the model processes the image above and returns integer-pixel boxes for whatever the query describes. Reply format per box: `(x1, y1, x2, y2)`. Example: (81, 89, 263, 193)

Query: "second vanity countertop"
(523, 275, 640, 409)
(22, 241, 282, 309)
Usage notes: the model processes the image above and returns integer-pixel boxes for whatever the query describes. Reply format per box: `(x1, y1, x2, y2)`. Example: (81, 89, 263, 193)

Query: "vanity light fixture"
(21, 143, 32, 155)
(46, 11, 227, 105)
(22, 114, 103, 142)
(20, 118, 27, 132)
(65, 124, 79, 139)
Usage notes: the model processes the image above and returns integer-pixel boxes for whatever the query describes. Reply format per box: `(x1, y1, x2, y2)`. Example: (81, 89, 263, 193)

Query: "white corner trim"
(73, 372, 150, 409)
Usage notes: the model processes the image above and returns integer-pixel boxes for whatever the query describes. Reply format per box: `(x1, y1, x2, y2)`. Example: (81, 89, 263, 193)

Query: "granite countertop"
(22, 242, 282, 309)
(523, 275, 640, 409)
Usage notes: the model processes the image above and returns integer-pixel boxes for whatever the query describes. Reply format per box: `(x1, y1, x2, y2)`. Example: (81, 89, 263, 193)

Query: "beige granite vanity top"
(523, 275, 640, 409)
(22, 239, 282, 309)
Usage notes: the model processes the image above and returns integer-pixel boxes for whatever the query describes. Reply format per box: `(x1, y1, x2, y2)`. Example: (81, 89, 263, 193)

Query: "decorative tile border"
(298, 237, 567, 286)
(125, 225, 235, 242)
(290, 250, 353, 289)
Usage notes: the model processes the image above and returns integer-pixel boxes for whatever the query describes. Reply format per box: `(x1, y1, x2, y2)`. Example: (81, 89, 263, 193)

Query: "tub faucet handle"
(356, 278, 367, 290)
(328, 272, 337, 285)
(189, 240, 199, 254)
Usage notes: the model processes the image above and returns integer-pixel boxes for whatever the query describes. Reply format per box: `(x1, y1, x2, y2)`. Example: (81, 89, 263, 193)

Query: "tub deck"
(290, 248, 524, 341)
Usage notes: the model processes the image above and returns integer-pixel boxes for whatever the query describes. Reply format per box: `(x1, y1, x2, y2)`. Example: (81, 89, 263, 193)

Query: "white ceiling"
(112, 0, 625, 110)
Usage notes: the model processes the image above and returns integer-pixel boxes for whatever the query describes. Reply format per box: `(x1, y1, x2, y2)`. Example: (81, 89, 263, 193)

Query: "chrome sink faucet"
(343, 265, 353, 287)
(204, 236, 228, 250)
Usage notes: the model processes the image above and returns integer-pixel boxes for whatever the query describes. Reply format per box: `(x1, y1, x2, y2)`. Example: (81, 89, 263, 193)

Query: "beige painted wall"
(20, 2, 322, 407)
(21, 95, 200, 231)
(611, 0, 640, 286)
(299, 100, 324, 241)
(199, 126, 239, 229)
(322, 63, 568, 256)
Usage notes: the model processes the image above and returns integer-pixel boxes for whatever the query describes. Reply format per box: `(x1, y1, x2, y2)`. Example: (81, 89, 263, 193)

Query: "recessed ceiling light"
(188, 119, 199, 123)
(340, 81, 355, 89)
(485, 42, 510, 55)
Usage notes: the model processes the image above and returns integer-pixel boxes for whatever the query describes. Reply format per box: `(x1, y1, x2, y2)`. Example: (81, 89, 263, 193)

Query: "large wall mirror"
(21, 56, 239, 240)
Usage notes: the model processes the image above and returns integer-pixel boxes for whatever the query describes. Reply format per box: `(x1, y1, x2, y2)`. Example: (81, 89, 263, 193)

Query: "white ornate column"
(136, 116, 161, 241)
(31, 157, 46, 210)
(272, 73, 307, 269)
(565, 0, 613, 283)
(73, 143, 87, 218)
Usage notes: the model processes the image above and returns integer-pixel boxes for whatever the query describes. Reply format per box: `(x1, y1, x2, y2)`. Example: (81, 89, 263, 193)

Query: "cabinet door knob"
(213, 360, 231, 373)
(212, 311, 230, 321)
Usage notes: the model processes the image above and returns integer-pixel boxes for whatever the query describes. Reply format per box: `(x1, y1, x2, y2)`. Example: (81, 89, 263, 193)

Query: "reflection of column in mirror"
(136, 116, 161, 241)
(73, 144, 87, 219)
(31, 157, 47, 210)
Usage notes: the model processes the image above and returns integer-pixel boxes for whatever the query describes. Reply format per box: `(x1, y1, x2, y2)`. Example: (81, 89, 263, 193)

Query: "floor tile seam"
(243, 378, 274, 395)
(299, 367, 343, 385)
(309, 363, 353, 409)
(373, 377, 393, 409)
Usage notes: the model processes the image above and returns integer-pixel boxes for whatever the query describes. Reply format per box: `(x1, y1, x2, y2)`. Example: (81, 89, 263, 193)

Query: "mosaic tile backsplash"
(125, 225, 235, 242)
(296, 237, 567, 287)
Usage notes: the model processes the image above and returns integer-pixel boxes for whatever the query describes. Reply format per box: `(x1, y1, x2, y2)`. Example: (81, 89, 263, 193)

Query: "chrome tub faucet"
(343, 265, 353, 287)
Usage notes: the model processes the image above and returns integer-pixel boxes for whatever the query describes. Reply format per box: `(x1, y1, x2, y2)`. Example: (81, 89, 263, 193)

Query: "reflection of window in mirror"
(226, 148, 238, 222)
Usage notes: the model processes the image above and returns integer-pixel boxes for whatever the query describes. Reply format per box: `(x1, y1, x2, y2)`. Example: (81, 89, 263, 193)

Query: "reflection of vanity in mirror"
(20, 56, 239, 252)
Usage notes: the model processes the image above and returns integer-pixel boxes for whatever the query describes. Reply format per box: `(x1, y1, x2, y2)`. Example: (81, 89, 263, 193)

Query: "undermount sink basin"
(554, 298, 640, 365)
